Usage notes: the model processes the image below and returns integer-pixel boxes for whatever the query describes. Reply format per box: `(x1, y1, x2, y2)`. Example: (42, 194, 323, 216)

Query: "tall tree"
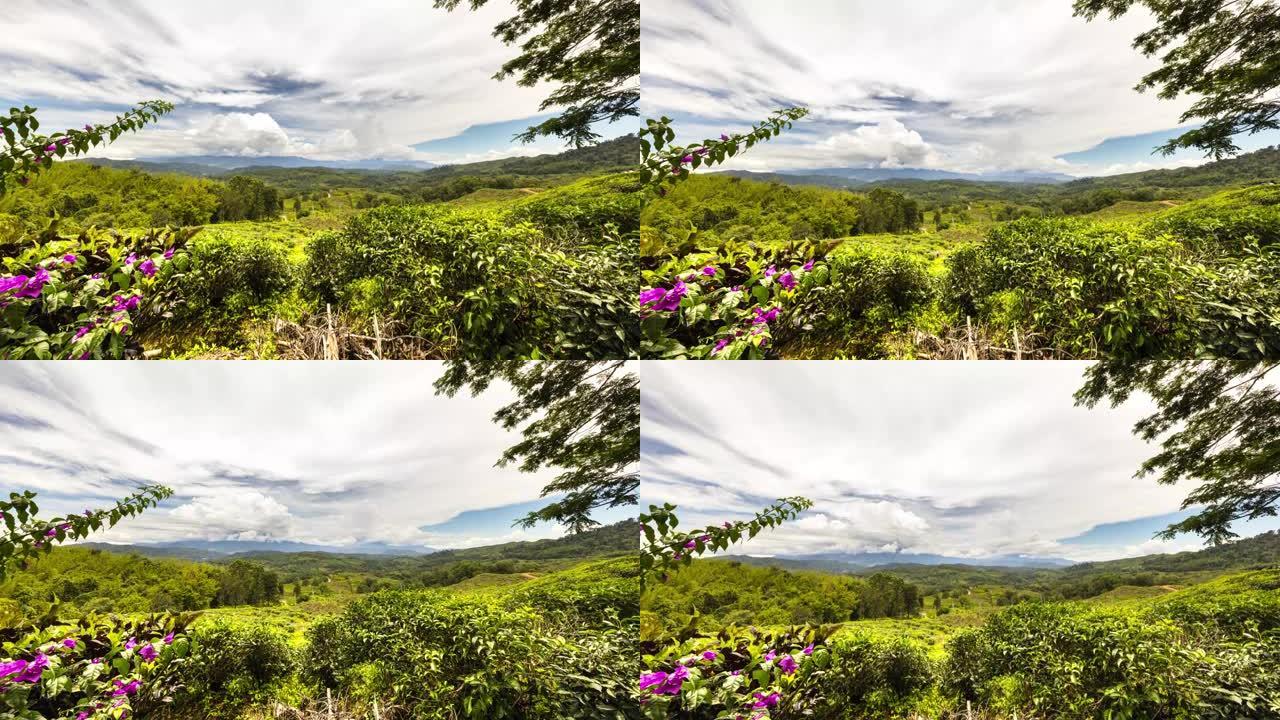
(435, 360, 638, 533)
(1074, 0, 1280, 158)
(1077, 360, 1280, 545)
(434, 0, 639, 147)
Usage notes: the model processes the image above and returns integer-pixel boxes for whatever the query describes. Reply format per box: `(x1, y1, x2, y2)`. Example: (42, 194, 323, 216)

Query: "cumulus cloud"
(0, 363, 597, 549)
(639, 362, 1275, 562)
(640, 0, 1241, 176)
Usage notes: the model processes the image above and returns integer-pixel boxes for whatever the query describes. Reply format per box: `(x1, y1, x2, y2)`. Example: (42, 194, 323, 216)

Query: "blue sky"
(0, 364, 613, 550)
(0, 0, 633, 164)
(641, 0, 1280, 177)
(640, 362, 1279, 563)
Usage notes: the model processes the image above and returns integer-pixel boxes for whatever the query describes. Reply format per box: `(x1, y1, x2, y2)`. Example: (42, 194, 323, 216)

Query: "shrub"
(304, 590, 637, 720)
(943, 218, 1195, 359)
(819, 634, 933, 718)
(172, 233, 295, 334)
(303, 205, 635, 359)
(822, 245, 934, 350)
(171, 621, 295, 719)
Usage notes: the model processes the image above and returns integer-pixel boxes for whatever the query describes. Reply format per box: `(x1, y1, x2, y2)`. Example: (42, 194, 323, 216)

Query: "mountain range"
(774, 167, 1076, 184)
(74, 155, 437, 176)
(81, 538, 438, 561)
(731, 550, 1074, 573)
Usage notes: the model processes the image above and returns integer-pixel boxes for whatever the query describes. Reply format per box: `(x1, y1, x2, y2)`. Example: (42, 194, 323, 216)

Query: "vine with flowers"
(0, 102, 173, 197)
(1, 486, 173, 583)
(639, 498, 832, 719)
(638, 109, 837, 359)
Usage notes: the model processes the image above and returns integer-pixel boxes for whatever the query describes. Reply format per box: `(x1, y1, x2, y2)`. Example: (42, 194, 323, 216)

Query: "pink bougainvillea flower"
(778, 655, 798, 675)
(45, 528, 57, 537)
(63, 638, 76, 649)
(639, 671, 668, 693)
(764, 265, 777, 278)
(163, 632, 175, 645)
(639, 287, 666, 307)
(684, 539, 697, 549)
(75, 321, 97, 340)
(16, 273, 49, 299)
(125, 253, 138, 266)
(138, 644, 157, 662)
(84, 125, 93, 132)
(712, 338, 730, 355)
(0, 658, 28, 682)
(112, 678, 141, 696)
(724, 521, 732, 528)
(778, 272, 797, 291)
(701, 651, 717, 662)
(163, 248, 175, 260)
(695, 147, 708, 156)
(124, 637, 138, 650)
(752, 306, 781, 325)
(138, 259, 157, 278)
(62, 254, 77, 264)
(803, 643, 814, 655)
(701, 266, 716, 277)
(9, 654, 49, 683)
(0, 276, 29, 295)
(45, 144, 57, 153)
(803, 259, 815, 272)
(752, 692, 781, 708)
(720, 134, 730, 141)
(681, 154, 693, 164)
(112, 294, 142, 313)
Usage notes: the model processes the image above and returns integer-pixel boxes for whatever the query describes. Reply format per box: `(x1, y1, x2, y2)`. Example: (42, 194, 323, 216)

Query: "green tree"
(215, 560, 282, 607)
(1077, 360, 1280, 544)
(435, 0, 638, 147)
(1074, 0, 1280, 158)
(435, 360, 638, 533)
(214, 175, 282, 222)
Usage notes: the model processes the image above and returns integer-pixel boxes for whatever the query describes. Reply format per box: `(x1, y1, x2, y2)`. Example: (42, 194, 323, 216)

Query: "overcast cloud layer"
(0, 364, 584, 550)
(641, 0, 1280, 176)
(0, 0, 629, 164)
(640, 362, 1278, 563)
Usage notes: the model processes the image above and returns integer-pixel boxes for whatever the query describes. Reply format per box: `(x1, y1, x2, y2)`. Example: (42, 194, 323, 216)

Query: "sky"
(0, 0, 633, 165)
(640, 362, 1280, 564)
(641, 0, 1280, 177)
(0, 363, 631, 551)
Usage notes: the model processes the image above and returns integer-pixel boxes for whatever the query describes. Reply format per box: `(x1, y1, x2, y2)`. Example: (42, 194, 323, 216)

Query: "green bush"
(823, 246, 934, 343)
(304, 590, 638, 719)
(820, 634, 934, 718)
(175, 233, 295, 330)
(172, 621, 295, 719)
(943, 218, 1195, 359)
(304, 205, 634, 358)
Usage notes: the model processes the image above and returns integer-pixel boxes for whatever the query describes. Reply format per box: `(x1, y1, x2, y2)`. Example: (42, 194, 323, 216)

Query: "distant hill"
(718, 147, 1280, 198)
(724, 530, 1280, 579)
(74, 134, 637, 180)
(729, 550, 1073, 571)
(81, 538, 438, 560)
(775, 167, 1075, 184)
(80, 519, 635, 565)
